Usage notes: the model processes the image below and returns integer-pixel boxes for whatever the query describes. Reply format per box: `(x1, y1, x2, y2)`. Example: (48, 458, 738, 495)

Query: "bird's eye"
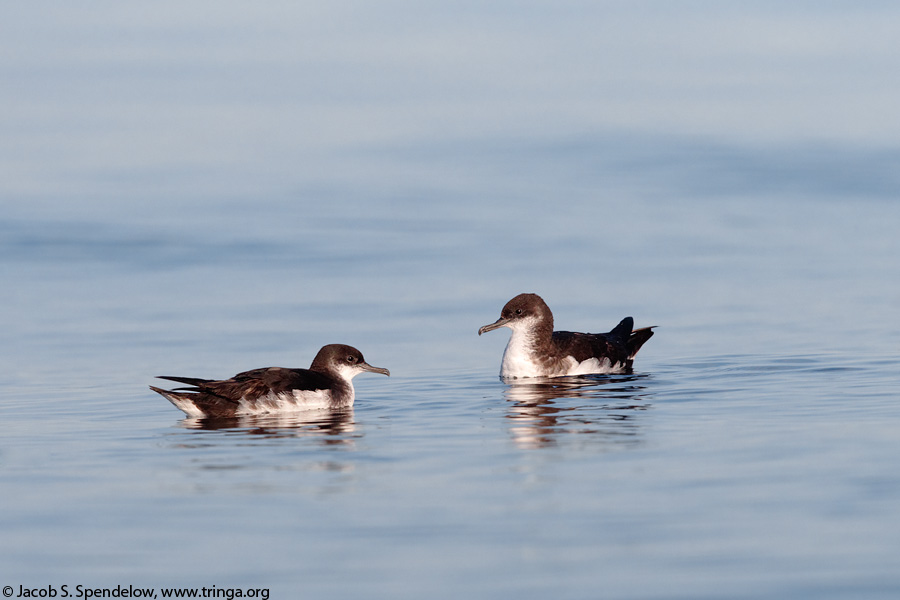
(515, 308, 523, 315)
(347, 355, 356, 363)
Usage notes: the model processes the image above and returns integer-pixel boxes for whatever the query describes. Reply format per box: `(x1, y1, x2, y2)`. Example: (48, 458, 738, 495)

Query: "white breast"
(499, 328, 543, 378)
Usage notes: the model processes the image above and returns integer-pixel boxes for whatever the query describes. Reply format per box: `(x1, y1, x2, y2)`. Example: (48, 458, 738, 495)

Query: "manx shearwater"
(150, 343, 389, 418)
(478, 293, 654, 378)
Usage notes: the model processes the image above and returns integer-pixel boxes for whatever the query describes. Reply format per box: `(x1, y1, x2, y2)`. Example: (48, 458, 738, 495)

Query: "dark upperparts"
(156, 366, 338, 402)
(551, 322, 656, 370)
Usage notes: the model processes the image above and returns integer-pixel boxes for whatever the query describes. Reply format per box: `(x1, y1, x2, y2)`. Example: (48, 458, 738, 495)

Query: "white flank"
(565, 356, 621, 375)
(234, 389, 337, 415)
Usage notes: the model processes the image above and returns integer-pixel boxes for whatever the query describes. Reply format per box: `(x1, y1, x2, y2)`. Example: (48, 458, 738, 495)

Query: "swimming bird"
(478, 293, 654, 379)
(150, 344, 389, 418)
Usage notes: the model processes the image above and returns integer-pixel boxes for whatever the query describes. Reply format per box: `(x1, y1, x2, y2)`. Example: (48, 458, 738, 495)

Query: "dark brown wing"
(551, 331, 630, 366)
(231, 367, 335, 395)
(551, 317, 643, 369)
(157, 367, 336, 402)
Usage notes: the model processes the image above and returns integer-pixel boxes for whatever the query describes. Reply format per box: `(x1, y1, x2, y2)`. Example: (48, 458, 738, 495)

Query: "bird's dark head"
(312, 344, 390, 379)
(478, 293, 552, 336)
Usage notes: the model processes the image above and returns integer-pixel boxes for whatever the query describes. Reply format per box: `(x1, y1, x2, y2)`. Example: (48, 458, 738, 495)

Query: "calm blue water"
(3, 3, 900, 599)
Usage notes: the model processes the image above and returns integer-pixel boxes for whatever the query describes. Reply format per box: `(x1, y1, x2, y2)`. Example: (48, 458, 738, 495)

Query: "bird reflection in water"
(504, 375, 651, 450)
(178, 408, 359, 447)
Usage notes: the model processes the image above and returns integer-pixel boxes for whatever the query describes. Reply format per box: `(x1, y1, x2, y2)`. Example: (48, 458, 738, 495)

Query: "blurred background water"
(2, 2, 900, 599)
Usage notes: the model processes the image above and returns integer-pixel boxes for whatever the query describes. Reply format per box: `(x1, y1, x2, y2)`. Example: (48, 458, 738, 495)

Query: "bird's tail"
(608, 317, 635, 341)
(156, 375, 211, 388)
(149, 385, 207, 418)
(627, 326, 656, 359)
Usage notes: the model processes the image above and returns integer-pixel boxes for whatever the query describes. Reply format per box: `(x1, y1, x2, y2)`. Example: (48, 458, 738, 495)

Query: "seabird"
(150, 343, 389, 418)
(478, 293, 655, 379)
